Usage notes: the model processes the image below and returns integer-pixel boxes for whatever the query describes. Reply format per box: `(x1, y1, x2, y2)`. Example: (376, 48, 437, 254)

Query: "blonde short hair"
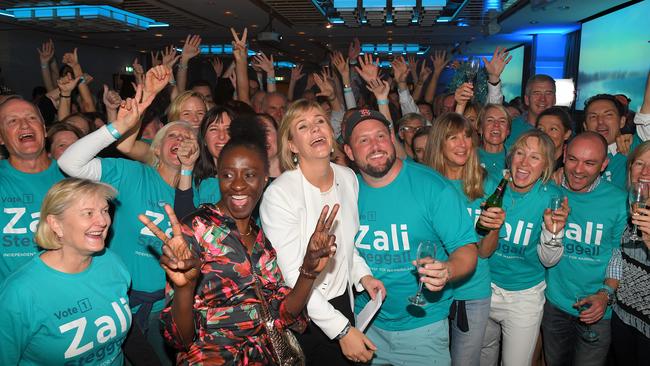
(627, 141, 650, 188)
(149, 121, 193, 168)
(278, 99, 333, 171)
(36, 178, 117, 250)
(167, 91, 206, 122)
(507, 130, 556, 184)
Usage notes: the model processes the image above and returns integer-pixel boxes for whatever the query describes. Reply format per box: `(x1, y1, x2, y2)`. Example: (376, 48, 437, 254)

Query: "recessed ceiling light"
(251, 24, 258, 28)
(139, 50, 147, 53)
(308, 38, 315, 41)
(224, 10, 232, 15)
(325, 23, 333, 29)
(388, 37, 392, 41)
(298, 31, 306, 35)
(154, 33, 163, 37)
(529, 20, 538, 24)
(289, 43, 296, 46)
(300, 49, 306, 52)
(80, 35, 88, 39)
(387, 30, 393, 34)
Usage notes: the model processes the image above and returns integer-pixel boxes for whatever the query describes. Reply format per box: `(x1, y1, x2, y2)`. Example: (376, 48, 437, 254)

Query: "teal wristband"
(267, 77, 276, 84)
(377, 99, 389, 105)
(78, 76, 85, 84)
(343, 87, 353, 93)
(180, 169, 193, 176)
(105, 123, 122, 140)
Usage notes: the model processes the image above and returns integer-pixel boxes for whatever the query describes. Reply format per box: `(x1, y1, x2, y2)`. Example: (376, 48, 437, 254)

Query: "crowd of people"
(0, 26, 649, 366)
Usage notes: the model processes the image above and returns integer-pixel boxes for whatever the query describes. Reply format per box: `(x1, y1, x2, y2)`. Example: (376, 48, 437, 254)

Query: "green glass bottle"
(476, 177, 508, 236)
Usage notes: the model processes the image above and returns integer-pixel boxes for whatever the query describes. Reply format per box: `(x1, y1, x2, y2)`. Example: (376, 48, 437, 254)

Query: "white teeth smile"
(310, 137, 326, 146)
(18, 133, 34, 141)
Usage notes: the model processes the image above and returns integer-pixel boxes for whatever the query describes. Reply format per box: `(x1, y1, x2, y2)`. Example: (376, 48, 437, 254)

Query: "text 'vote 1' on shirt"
(100, 158, 175, 313)
(546, 180, 627, 318)
(0, 249, 131, 366)
(0, 159, 65, 280)
(354, 160, 478, 332)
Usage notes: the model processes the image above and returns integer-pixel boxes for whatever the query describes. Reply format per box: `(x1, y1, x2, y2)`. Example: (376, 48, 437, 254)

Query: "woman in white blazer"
(260, 99, 385, 365)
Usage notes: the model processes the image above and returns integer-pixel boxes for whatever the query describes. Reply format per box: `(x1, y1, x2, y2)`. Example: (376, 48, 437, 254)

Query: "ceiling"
(0, 0, 637, 66)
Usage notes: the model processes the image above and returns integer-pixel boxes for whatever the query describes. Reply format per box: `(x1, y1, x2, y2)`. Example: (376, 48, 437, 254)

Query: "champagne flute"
(629, 182, 648, 241)
(408, 241, 437, 306)
(465, 57, 480, 85)
(548, 195, 564, 246)
(575, 294, 599, 343)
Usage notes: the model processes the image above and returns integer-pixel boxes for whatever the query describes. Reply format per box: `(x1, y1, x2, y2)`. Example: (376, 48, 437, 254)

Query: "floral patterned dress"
(161, 204, 307, 365)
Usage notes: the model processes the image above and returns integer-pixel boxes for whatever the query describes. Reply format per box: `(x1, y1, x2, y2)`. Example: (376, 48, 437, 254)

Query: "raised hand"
(115, 84, 156, 131)
(37, 39, 55, 64)
(407, 55, 419, 83)
(331, 51, 349, 78)
(454, 82, 474, 106)
(209, 56, 223, 78)
(616, 134, 633, 155)
(133, 58, 144, 77)
(431, 50, 450, 74)
(252, 52, 275, 75)
(301, 204, 339, 275)
(139, 204, 200, 288)
(418, 61, 432, 82)
(290, 64, 305, 82)
(231, 27, 248, 63)
(355, 54, 379, 83)
(62, 48, 79, 68)
(482, 46, 512, 83)
(150, 50, 162, 66)
(181, 34, 202, 63)
(144, 65, 172, 98)
(57, 74, 80, 95)
(102, 85, 122, 110)
(391, 56, 409, 84)
(313, 72, 335, 99)
(161, 45, 180, 69)
(348, 37, 361, 61)
(366, 78, 390, 100)
(177, 134, 200, 168)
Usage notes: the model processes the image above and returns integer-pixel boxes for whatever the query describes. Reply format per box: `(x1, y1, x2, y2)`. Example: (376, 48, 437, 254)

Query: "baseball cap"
(343, 109, 392, 144)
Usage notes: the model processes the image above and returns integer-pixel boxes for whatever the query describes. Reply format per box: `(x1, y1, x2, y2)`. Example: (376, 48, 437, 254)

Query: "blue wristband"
(78, 76, 85, 84)
(105, 123, 122, 140)
(343, 87, 353, 93)
(377, 99, 389, 105)
(267, 77, 276, 84)
(180, 169, 193, 176)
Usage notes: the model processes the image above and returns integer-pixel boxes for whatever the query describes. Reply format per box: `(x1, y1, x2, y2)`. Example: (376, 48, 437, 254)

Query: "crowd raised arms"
(0, 19, 650, 366)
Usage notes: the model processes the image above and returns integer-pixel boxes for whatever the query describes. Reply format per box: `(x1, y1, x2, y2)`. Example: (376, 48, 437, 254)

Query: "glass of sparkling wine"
(576, 294, 599, 343)
(629, 182, 648, 241)
(408, 241, 437, 306)
(465, 57, 480, 85)
(548, 196, 564, 246)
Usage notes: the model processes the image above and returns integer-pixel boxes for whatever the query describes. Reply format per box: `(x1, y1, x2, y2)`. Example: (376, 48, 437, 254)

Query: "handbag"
(254, 279, 306, 366)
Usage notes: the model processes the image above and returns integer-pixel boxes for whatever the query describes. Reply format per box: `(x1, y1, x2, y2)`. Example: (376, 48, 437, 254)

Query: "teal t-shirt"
(354, 160, 478, 331)
(489, 180, 561, 291)
(195, 177, 221, 206)
(101, 158, 175, 313)
(0, 249, 131, 365)
(546, 180, 627, 318)
(602, 135, 641, 190)
(448, 176, 501, 300)
(504, 116, 534, 151)
(478, 148, 507, 180)
(0, 159, 65, 280)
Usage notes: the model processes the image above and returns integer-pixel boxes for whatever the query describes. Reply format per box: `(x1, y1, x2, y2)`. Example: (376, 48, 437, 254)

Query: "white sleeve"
(330, 110, 345, 139)
(344, 89, 357, 110)
(260, 185, 349, 339)
(537, 227, 564, 267)
(634, 112, 650, 142)
(347, 176, 372, 289)
(398, 88, 420, 115)
(487, 81, 504, 105)
(58, 126, 115, 181)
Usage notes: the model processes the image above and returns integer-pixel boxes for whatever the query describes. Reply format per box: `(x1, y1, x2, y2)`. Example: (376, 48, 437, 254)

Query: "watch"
(334, 321, 352, 341)
(598, 285, 616, 306)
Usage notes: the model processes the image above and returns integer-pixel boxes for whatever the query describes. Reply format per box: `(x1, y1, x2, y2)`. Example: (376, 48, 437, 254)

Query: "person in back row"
(343, 108, 479, 365)
(505, 74, 556, 150)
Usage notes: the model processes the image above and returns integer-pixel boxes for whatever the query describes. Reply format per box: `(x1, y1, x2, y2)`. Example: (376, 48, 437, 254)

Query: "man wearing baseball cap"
(343, 109, 478, 365)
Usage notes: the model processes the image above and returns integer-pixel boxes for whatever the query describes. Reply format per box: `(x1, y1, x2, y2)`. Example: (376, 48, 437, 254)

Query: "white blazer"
(260, 163, 372, 339)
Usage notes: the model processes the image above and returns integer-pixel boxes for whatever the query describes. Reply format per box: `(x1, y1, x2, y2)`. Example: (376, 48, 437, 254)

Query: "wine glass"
(465, 57, 480, 84)
(575, 294, 599, 343)
(408, 241, 437, 306)
(629, 182, 648, 241)
(548, 195, 564, 246)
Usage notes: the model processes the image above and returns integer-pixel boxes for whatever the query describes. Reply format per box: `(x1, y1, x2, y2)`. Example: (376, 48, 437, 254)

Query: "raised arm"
(252, 52, 277, 93)
(132, 58, 145, 86)
(37, 39, 56, 91)
(412, 60, 432, 102)
(209, 56, 223, 87)
(56, 74, 80, 122)
(62, 48, 96, 112)
(332, 51, 356, 110)
(366, 78, 407, 159)
(634, 71, 650, 141)
(231, 28, 250, 105)
(482, 46, 512, 105)
(288, 64, 305, 102)
(102, 85, 122, 123)
(177, 34, 202, 92)
(424, 50, 450, 104)
(391, 56, 419, 115)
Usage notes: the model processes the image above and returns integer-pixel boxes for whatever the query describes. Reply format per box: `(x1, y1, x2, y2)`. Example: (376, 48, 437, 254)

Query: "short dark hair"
(536, 106, 573, 133)
(525, 74, 556, 96)
(46, 123, 84, 153)
(584, 94, 625, 117)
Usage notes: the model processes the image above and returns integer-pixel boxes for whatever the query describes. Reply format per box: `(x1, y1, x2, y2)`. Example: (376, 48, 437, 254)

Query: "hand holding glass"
(629, 182, 648, 241)
(409, 241, 437, 306)
(548, 196, 564, 246)
(465, 57, 480, 84)
(575, 294, 599, 343)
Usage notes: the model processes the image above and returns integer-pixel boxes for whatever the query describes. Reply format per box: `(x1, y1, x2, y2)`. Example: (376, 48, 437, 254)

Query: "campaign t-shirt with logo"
(546, 180, 627, 318)
(479, 148, 507, 180)
(0, 249, 131, 365)
(449, 176, 502, 301)
(101, 158, 175, 313)
(0, 159, 65, 280)
(504, 116, 534, 151)
(602, 134, 641, 190)
(195, 177, 221, 207)
(354, 160, 478, 331)
(489, 180, 561, 291)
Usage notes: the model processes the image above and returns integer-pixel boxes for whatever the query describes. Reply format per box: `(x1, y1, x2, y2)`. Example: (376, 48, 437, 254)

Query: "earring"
(293, 154, 298, 164)
(331, 147, 335, 154)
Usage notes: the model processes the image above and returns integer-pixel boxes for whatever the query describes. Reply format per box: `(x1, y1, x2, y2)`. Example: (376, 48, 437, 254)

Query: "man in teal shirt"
(0, 97, 65, 280)
(343, 109, 478, 365)
(542, 132, 626, 365)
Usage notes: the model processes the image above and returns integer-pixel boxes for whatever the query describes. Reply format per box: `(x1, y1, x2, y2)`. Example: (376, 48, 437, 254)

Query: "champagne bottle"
(476, 177, 508, 236)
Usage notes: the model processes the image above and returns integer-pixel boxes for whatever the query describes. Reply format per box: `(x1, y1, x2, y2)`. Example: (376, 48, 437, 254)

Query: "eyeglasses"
(400, 126, 422, 133)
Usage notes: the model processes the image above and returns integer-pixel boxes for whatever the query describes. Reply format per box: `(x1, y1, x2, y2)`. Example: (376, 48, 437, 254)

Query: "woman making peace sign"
(140, 120, 339, 365)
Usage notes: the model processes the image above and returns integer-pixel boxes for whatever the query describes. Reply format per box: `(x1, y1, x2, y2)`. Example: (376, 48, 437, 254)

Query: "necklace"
(240, 224, 254, 237)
